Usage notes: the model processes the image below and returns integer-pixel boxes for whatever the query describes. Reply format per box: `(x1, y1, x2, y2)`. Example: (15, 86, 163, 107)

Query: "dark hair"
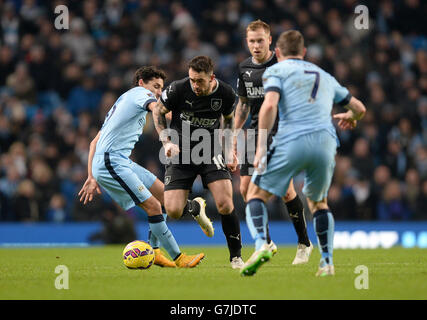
(188, 56, 214, 74)
(133, 66, 166, 87)
(276, 30, 304, 56)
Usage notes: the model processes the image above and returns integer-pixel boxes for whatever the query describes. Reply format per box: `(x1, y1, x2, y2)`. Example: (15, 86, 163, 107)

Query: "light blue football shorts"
(252, 130, 337, 202)
(92, 152, 157, 210)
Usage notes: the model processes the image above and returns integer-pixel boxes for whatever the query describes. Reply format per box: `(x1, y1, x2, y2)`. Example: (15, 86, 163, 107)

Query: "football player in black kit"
(234, 20, 312, 264)
(153, 55, 244, 269)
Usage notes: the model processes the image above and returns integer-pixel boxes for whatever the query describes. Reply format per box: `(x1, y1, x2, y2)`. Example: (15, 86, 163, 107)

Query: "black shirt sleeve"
(222, 86, 238, 116)
(160, 81, 179, 111)
(237, 69, 247, 98)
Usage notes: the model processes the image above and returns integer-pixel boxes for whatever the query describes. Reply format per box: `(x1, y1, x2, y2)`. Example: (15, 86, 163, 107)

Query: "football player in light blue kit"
(240, 31, 366, 276)
(78, 66, 204, 268)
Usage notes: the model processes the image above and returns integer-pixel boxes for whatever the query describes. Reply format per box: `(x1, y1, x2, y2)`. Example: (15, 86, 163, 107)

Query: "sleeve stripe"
(142, 98, 157, 111)
(337, 92, 352, 106)
(265, 87, 281, 94)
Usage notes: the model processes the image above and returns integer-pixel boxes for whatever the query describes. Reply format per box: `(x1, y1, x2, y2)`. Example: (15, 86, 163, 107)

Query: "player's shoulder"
(216, 78, 237, 97)
(125, 86, 155, 101)
(167, 77, 190, 92)
(238, 56, 255, 70)
(263, 61, 285, 78)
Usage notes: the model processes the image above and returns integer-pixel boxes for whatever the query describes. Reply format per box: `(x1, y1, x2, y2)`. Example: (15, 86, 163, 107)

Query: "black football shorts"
(164, 162, 232, 191)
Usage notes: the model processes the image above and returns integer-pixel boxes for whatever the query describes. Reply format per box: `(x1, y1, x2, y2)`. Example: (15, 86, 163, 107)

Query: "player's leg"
(240, 169, 275, 248)
(240, 142, 302, 275)
(129, 162, 175, 267)
(239, 175, 251, 202)
(207, 178, 243, 267)
(240, 182, 274, 276)
(110, 158, 202, 268)
(138, 196, 204, 268)
(163, 164, 212, 236)
(163, 189, 190, 219)
(144, 178, 176, 267)
(302, 131, 337, 276)
(307, 197, 335, 277)
(282, 179, 313, 264)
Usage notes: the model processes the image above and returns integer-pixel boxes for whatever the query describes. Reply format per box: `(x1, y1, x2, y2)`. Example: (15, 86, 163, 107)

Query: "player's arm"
(223, 111, 238, 172)
(78, 131, 102, 204)
(254, 91, 279, 169)
(233, 96, 250, 151)
(333, 96, 366, 130)
(234, 96, 250, 130)
(152, 99, 180, 158)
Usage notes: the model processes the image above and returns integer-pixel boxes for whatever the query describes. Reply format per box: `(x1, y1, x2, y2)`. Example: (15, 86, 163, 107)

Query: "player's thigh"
(302, 132, 337, 202)
(164, 164, 197, 192)
(207, 178, 234, 214)
(130, 160, 157, 189)
(164, 189, 190, 219)
(251, 147, 300, 199)
(93, 155, 153, 211)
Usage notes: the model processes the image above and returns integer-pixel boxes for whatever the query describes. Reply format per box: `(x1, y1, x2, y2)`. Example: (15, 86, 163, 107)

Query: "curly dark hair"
(133, 66, 166, 87)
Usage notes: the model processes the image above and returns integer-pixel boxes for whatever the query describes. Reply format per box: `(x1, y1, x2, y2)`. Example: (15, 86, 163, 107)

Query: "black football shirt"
(160, 77, 237, 156)
(237, 51, 278, 132)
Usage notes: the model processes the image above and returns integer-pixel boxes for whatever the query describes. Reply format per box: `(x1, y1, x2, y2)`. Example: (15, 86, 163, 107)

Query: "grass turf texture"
(0, 246, 426, 300)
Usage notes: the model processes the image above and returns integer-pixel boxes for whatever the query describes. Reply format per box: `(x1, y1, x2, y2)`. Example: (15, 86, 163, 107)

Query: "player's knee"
(164, 204, 184, 220)
(139, 197, 162, 216)
(283, 184, 296, 202)
(283, 191, 295, 202)
(307, 197, 328, 213)
(216, 199, 234, 215)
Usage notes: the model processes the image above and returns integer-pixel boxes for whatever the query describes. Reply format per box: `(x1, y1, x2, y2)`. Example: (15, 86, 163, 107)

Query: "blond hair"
(246, 19, 271, 35)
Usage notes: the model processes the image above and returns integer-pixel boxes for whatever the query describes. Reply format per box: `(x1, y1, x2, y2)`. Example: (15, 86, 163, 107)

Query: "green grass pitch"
(0, 246, 426, 300)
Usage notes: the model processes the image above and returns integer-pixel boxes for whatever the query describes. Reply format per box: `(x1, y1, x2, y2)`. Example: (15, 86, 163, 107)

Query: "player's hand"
(78, 177, 101, 205)
(226, 152, 238, 172)
(253, 147, 267, 174)
(164, 141, 180, 158)
(333, 112, 357, 130)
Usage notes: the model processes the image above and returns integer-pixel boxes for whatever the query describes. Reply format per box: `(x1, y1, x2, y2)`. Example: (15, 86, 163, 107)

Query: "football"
(122, 240, 155, 269)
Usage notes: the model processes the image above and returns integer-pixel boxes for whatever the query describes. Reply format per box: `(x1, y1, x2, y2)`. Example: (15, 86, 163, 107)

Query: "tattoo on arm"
(222, 112, 235, 161)
(153, 100, 171, 143)
(235, 96, 250, 127)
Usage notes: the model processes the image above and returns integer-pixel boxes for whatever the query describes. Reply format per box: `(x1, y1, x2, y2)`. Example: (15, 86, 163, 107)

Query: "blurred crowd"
(0, 0, 426, 225)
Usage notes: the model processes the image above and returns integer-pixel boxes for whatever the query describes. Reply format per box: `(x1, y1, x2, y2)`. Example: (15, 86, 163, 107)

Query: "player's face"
(189, 68, 214, 96)
(142, 77, 164, 99)
(246, 29, 272, 63)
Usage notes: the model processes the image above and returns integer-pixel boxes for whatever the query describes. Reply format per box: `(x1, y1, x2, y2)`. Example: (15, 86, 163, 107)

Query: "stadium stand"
(0, 0, 425, 225)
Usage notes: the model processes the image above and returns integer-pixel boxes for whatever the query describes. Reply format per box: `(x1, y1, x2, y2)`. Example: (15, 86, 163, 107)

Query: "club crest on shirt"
(211, 98, 222, 111)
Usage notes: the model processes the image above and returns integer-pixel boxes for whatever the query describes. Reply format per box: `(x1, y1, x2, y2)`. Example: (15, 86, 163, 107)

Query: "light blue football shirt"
(96, 86, 157, 158)
(262, 58, 351, 147)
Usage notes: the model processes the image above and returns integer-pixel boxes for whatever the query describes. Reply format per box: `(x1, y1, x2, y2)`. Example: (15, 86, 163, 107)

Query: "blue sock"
(148, 213, 168, 249)
(245, 199, 268, 251)
(148, 214, 181, 260)
(313, 209, 335, 266)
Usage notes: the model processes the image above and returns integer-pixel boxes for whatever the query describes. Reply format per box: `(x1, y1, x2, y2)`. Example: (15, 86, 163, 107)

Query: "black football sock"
(182, 199, 200, 218)
(266, 223, 272, 244)
(286, 194, 311, 247)
(220, 210, 242, 260)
